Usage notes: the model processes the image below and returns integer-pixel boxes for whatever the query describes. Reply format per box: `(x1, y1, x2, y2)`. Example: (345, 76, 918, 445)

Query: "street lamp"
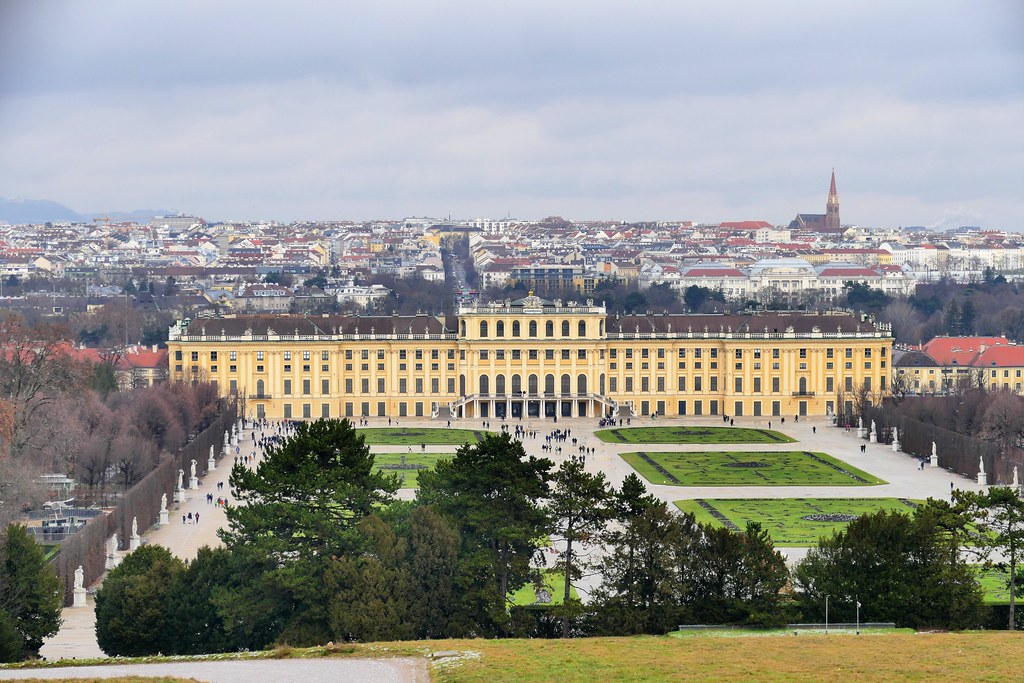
(856, 597, 861, 634)
(825, 594, 829, 634)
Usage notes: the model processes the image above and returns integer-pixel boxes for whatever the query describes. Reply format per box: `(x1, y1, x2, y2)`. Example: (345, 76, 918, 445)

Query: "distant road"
(0, 657, 429, 682)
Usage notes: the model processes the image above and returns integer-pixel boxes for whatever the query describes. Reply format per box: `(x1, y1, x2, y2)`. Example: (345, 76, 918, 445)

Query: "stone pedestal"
(224, 443, 231, 457)
(189, 476, 199, 490)
(129, 534, 141, 551)
(869, 431, 877, 444)
(978, 471, 988, 486)
(892, 440, 900, 452)
(105, 553, 118, 571)
(159, 508, 169, 525)
(73, 587, 87, 608)
(857, 427, 866, 439)
(174, 488, 185, 503)
(930, 453, 939, 467)
(208, 456, 217, 472)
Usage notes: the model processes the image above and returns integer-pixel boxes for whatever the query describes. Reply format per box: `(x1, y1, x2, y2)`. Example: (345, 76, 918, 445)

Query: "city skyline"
(1, 1, 1022, 228)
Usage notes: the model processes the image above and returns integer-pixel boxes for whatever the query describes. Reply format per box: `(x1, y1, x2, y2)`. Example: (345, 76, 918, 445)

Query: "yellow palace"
(167, 295, 891, 422)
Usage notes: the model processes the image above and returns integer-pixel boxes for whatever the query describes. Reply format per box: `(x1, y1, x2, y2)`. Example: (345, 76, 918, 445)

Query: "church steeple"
(825, 168, 840, 230)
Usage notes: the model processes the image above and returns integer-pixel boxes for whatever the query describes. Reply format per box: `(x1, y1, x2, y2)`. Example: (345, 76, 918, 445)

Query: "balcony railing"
(249, 394, 272, 400)
(791, 391, 816, 397)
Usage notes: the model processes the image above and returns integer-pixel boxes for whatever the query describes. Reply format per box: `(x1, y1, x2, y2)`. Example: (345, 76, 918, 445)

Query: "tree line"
(93, 419, 1021, 656)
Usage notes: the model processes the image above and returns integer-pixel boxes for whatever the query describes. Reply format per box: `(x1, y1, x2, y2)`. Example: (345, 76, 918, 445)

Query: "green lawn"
(358, 428, 489, 445)
(675, 498, 922, 546)
(509, 569, 579, 607)
(976, 566, 1020, 605)
(372, 452, 452, 489)
(621, 451, 885, 487)
(596, 426, 795, 444)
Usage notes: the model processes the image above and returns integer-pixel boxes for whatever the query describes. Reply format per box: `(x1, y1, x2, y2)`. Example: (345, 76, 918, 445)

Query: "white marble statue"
(858, 416, 863, 430)
(870, 420, 876, 433)
(74, 565, 84, 590)
(1014, 467, 1020, 489)
(892, 427, 898, 442)
(932, 442, 937, 459)
(177, 469, 184, 491)
(190, 459, 197, 478)
(224, 430, 230, 446)
(132, 516, 138, 537)
(210, 445, 215, 460)
(109, 533, 117, 556)
(161, 493, 168, 512)
(979, 456, 986, 475)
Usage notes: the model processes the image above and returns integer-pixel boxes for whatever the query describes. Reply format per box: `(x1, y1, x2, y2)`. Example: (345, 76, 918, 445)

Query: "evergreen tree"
(95, 544, 185, 656)
(0, 525, 62, 658)
(405, 505, 460, 639)
(222, 418, 397, 557)
(969, 487, 1024, 629)
(547, 458, 613, 637)
(418, 432, 553, 636)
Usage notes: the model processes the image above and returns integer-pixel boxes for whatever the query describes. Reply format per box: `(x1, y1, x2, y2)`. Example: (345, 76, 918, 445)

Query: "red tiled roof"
(684, 267, 746, 277)
(818, 267, 878, 277)
(923, 336, 1009, 366)
(973, 346, 1024, 368)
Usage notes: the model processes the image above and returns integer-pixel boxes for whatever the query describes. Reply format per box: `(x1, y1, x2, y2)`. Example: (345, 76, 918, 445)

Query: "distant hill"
(0, 197, 81, 224)
(0, 197, 174, 225)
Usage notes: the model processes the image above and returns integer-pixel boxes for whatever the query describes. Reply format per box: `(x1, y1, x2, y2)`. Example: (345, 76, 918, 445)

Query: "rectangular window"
(753, 377, 761, 393)
(322, 351, 329, 361)
(845, 377, 853, 391)
(529, 350, 538, 360)
(678, 348, 687, 358)
(345, 350, 353, 360)
(322, 403, 330, 418)
(641, 349, 649, 359)
(710, 400, 718, 415)
(191, 351, 198, 362)
(710, 377, 718, 391)
(399, 379, 407, 394)
(772, 349, 779, 359)
(345, 378, 353, 393)
(302, 403, 311, 418)
(735, 349, 743, 359)
(512, 350, 521, 360)
(678, 400, 687, 415)
(625, 377, 634, 392)
(256, 365, 264, 373)
(826, 377, 834, 392)
(678, 377, 687, 391)
(709, 349, 717, 359)
(845, 348, 853, 358)
(283, 404, 292, 418)
(415, 350, 423, 360)
(303, 351, 311, 361)
(753, 401, 762, 416)
(432, 378, 439, 393)
(734, 401, 743, 416)
(545, 350, 554, 360)
(256, 351, 264, 361)
(284, 379, 292, 395)
(497, 350, 506, 360)
(827, 348, 834, 359)
(799, 348, 807, 359)
(561, 349, 570, 360)
(210, 365, 218, 373)
(361, 378, 369, 393)
(210, 351, 218, 361)
(480, 350, 488, 360)
(448, 378, 455, 393)
(378, 378, 385, 393)
(322, 379, 330, 395)
(415, 378, 423, 393)
(694, 400, 703, 415)
(865, 377, 872, 390)
(302, 379, 311, 395)
(657, 377, 665, 392)
(609, 377, 618, 392)
(229, 379, 237, 394)
(641, 377, 649, 392)
(432, 349, 439, 360)
(694, 377, 702, 391)
(284, 351, 292, 361)
(378, 350, 386, 359)
(772, 377, 780, 392)
(735, 377, 742, 393)
(578, 349, 586, 360)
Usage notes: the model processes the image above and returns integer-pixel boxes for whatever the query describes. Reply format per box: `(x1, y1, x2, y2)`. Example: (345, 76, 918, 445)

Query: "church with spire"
(789, 170, 843, 233)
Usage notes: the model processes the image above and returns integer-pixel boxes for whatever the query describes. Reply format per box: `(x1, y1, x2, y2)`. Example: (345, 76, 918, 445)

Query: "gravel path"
(0, 657, 429, 682)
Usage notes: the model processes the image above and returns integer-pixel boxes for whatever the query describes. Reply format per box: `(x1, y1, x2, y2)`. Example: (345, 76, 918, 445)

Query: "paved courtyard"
(38, 412, 982, 662)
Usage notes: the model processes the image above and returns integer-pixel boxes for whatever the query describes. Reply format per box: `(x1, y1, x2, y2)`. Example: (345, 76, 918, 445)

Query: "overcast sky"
(1, 1, 1021, 228)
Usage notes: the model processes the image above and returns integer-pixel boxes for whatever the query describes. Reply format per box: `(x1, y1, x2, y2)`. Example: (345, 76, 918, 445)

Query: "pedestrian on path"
(182, 515, 186, 525)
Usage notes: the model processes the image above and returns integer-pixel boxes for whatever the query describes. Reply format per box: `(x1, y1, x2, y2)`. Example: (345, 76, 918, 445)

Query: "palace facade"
(167, 295, 892, 421)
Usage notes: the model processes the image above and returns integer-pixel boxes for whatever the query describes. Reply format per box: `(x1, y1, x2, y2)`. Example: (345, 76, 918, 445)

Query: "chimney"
(152, 345, 158, 353)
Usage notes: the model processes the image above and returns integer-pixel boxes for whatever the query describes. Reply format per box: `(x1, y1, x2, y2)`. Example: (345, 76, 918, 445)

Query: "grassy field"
(509, 569, 579, 606)
(372, 452, 452, 489)
(358, 428, 488, 445)
(621, 451, 885, 487)
(675, 498, 922, 546)
(426, 632, 1023, 682)
(595, 426, 795, 445)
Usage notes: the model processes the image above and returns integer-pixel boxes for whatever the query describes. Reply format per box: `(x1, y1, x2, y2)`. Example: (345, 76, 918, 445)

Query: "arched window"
(529, 321, 538, 337)
(480, 321, 488, 338)
(599, 373, 605, 395)
(512, 374, 522, 394)
(578, 321, 586, 337)
(545, 321, 554, 337)
(460, 320, 466, 337)
(545, 374, 555, 395)
(513, 321, 521, 337)
(256, 379, 265, 397)
(799, 377, 807, 395)
(496, 374, 506, 395)
(561, 373, 571, 394)
(599, 320, 604, 335)
(480, 375, 489, 395)
(459, 375, 466, 395)
(528, 374, 538, 395)
(578, 374, 588, 395)
(561, 320, 570, 337)
(496, 321, 505, 337)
